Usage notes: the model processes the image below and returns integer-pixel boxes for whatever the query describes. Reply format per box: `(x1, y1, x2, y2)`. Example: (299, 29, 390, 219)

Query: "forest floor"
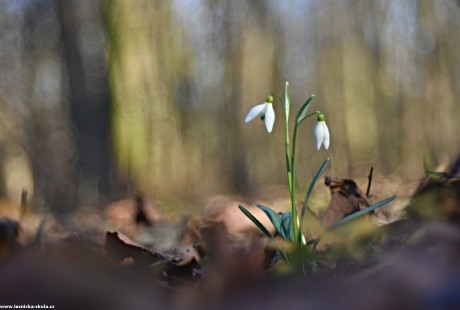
(0, 168, 460, 310)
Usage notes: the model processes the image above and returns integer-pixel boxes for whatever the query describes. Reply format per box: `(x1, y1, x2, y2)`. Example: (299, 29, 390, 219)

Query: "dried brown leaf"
(104, 231, 164, 266)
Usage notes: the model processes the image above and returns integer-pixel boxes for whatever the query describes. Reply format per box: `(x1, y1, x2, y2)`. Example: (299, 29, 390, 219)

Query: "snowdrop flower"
(313, 113, 330, 150)
(244, 95, 275, 133)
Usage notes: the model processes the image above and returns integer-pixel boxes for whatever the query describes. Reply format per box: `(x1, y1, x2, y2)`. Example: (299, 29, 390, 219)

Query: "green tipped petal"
(314, 119, 330, 150)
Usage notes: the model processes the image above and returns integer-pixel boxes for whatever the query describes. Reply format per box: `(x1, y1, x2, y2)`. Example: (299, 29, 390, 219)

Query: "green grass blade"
(299, 157, 330, 234)
(256, 204, 284, 238)
(239, 205, 275, 239)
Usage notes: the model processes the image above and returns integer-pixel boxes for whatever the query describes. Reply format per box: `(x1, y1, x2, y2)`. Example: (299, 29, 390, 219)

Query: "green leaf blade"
(325, 195, 399, 232)
(311, 195, 399, 252)
(426, 170, 460, 180)
(280, 212, 293, 241)
(238, 205, 275, 239)
(299, 157, 330, 233)
(256, 204, 283, 238)
(295, 94, 316, 124)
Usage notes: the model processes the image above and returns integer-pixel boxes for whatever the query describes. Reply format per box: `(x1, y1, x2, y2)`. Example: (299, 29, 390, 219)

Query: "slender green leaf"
(325, 195, 398, 232)
(256, 204, 283, 237)
(311, 195, 398, 251)
(423, 157, 459, 179)
(426, 170, 460, 180)
(295, 94, 315, 124)
(299, 157, 330, 234)
(280, 212, 293, 241)
(238, 205, 274, 239)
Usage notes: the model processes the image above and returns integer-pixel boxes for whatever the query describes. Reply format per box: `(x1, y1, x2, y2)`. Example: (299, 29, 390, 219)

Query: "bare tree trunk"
(221, 0, 249, 194)
(58, 0, 114, 207)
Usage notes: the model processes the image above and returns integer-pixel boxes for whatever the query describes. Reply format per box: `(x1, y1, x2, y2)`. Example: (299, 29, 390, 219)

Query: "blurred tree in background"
(0, 0, 459, 213)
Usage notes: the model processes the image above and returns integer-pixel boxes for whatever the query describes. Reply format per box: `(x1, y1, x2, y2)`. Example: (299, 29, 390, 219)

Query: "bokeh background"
(0, 0, 459, 214)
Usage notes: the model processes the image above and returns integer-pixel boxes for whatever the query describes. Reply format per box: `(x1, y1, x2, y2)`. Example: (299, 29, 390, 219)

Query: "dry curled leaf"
(320, 176, 370, 228)
(104, 195, 164, 236)
(104, 231, 164, 266)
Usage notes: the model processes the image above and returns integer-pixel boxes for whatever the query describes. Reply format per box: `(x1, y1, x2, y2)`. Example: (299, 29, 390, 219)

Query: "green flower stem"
(284, 83, 300, 246)
(291, 110, 320, 244)
(290, 121, 300, 243)
(271, 93, 284, 108)
(268, 92, 321, 247)
(271, 92, 293, 195)
(298, 111, 320, 125)
(271, 91, 297, 243)
(286, 123, 293, 195)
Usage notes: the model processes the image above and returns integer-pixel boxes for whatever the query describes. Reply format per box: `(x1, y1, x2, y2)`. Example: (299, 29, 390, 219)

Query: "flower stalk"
(241, 81, 397, 269)
(244, 83, 321, 247)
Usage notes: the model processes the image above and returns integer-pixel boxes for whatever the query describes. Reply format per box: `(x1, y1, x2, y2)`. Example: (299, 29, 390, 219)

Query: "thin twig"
(20, 189, 28, 218)
(366, 166, 374, 197)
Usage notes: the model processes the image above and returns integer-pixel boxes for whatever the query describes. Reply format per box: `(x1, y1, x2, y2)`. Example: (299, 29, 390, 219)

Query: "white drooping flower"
(244, 95, 275, 133)
(313, 113, 330, 150)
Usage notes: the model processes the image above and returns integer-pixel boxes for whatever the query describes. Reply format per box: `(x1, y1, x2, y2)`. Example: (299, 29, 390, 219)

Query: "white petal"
(264, 104, 275, 133)
(322, 122, 330, 150)
(244, 103, 267, 123)
(313, 122, 325, 150)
